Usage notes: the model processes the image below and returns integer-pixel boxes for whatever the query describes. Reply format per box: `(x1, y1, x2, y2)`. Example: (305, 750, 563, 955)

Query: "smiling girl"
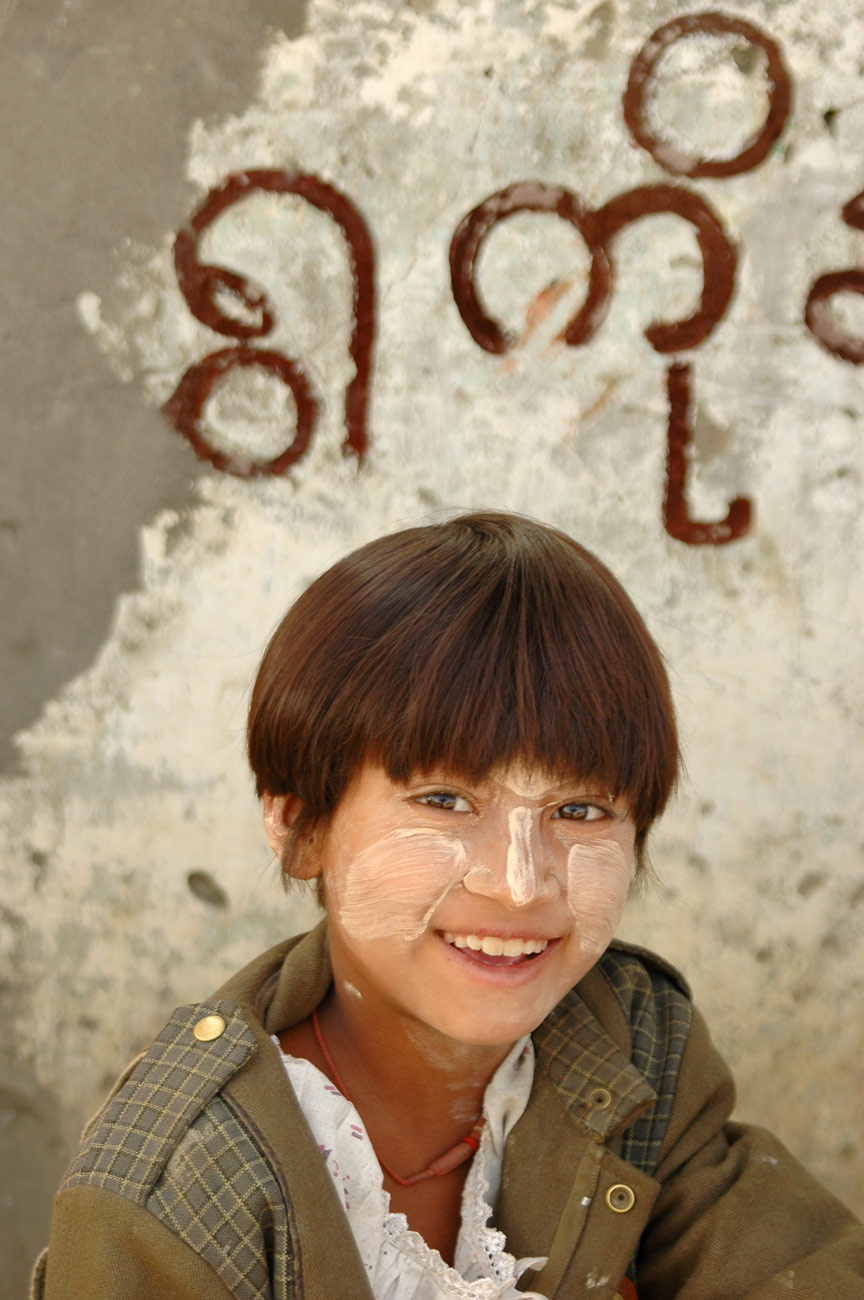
(35, 512, 864, 1299)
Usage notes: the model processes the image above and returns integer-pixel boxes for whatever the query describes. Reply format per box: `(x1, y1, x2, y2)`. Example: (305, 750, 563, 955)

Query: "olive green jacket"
(33, 923, 864, 1299)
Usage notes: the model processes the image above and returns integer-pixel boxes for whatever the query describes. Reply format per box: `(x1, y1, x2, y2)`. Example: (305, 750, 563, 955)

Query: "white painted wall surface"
(3, 0, 862, 1217)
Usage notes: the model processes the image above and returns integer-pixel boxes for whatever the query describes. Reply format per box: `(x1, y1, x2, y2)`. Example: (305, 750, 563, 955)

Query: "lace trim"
(376, 1118, 546, 1298)
(459, 1121, 545, 1286)
(381, 1215, 544, 1300)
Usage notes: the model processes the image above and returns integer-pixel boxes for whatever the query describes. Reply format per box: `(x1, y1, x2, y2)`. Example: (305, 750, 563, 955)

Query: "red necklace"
(311, 1006, 485, 1188)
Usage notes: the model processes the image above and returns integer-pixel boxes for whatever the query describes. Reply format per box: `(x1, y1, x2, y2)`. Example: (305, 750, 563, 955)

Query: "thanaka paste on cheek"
(565, 841, 632, 956)
(331, 827, 467, 942)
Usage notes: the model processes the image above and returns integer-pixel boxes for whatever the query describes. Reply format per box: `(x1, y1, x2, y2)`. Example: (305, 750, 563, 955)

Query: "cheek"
(330, 828, 466, 942)
(565, 842, 632, 957)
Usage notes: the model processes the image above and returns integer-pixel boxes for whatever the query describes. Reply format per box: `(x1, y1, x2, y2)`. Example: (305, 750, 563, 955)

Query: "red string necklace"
(311, 1006, 485, 1188)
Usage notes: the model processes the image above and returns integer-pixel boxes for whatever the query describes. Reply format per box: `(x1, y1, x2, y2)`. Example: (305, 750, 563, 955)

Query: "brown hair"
(248, 511, 678, 873)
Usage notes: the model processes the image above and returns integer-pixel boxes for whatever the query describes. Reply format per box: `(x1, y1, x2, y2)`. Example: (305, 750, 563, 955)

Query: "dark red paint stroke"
(664, 362, 752, 545)
(449, 181, 735, 355)
(580, 185, 737, 351)
(624, 12, 792, 178)
(169, 169, 375, 465)
(449, 182, 609, 354)
(162, 347, 319, 477)
(805, 190, 864, 364)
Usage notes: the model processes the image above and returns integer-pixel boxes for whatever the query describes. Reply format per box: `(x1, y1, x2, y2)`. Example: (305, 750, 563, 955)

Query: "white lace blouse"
(273, 1034, 549, 1300)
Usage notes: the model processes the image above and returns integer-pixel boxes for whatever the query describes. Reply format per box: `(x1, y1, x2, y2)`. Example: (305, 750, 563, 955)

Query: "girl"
(35, 512, 864, 1299)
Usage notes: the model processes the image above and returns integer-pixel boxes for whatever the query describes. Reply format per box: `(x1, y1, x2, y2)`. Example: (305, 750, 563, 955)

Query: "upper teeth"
(443, 932, 549, 956)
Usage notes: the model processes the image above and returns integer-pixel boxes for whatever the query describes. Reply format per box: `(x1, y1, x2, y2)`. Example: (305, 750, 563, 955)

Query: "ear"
(262, 793, 301, 859)
(262, 794, 322, 879)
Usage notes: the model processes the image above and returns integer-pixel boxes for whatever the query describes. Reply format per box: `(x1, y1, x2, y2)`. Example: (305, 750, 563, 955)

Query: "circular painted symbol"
(163, 346, 319, 477)
(624, 12, 792, 178)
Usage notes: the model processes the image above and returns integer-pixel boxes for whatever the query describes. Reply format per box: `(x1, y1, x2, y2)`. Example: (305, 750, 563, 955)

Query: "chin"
(417, 1003, 556, 1049)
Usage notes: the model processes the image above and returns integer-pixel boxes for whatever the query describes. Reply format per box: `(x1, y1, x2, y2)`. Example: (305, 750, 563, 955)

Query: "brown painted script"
(164, 170, 375, 476)
(623, 12, 792, 179)
(805, 190, 864, 364)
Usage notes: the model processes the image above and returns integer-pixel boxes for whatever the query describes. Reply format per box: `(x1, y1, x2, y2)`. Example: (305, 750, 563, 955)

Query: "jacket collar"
(533, 980, 657, 1141)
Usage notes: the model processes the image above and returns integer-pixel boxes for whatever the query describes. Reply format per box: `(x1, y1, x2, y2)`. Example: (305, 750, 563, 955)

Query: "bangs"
(248, 513, 678, 865)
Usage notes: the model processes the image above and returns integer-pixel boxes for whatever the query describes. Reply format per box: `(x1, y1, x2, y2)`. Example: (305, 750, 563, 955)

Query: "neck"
(317, 982, 512, 1136)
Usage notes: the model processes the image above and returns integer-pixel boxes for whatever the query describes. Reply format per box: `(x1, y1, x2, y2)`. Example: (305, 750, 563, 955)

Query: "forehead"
(486, 762, 576, 799)
(349, 758, 602, 801)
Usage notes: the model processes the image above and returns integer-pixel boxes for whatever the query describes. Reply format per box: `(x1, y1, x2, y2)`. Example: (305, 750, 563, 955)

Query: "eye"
(416, 790, 472, 813)
(554, 802, 607, 822)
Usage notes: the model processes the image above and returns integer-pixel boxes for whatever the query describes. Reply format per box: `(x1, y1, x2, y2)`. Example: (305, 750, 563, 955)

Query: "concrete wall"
(2, 0, 862, 1291)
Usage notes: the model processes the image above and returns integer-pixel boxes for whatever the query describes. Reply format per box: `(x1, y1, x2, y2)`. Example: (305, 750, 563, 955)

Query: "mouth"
(440, 931, 552, 966)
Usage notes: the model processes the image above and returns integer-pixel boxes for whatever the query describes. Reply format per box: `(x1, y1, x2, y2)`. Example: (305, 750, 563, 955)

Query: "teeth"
(442, 932, 549, 956)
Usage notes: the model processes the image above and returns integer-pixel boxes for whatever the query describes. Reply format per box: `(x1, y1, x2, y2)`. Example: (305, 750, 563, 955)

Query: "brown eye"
(417, 791, 471, 812)
(556, 803, 605, 822)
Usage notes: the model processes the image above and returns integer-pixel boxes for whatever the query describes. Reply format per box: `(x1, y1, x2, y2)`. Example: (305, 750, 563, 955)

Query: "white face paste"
(491, 763, 559, 800)
(505, 805, 537, 905)
(564, 841, 632, 957)
(331, 827, 466, 943)
(262, 794, 290, 860)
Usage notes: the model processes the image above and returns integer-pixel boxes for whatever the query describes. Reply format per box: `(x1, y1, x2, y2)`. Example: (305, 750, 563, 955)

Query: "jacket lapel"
(497, 985, 659, 1297)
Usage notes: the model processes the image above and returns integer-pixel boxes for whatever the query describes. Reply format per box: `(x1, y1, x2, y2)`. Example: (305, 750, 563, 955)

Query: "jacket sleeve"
(637, 1006, 864, 1299)
(33, 1185, 238, 1300)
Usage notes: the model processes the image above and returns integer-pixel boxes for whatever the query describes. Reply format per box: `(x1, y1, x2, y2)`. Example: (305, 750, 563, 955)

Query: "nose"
(462, 807, 555, 908)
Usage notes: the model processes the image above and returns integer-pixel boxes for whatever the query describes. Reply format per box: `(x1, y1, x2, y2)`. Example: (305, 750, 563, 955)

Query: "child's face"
(269, 761, 636, 1048)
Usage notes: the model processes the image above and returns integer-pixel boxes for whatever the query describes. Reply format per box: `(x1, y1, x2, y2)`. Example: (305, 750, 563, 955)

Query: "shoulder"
(63, 998, 258, 1206)
(63, 925, 327, 1208)
(56, 996, 297, 1296)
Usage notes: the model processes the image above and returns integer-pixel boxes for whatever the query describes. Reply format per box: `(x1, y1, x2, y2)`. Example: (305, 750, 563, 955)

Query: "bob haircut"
(248, 511, 678, 875)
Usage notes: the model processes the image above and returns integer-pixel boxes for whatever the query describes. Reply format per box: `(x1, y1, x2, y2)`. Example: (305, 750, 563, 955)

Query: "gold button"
(587, 1086, 612, 1110)
(193, 1014, 226, 1042)
(605, 1183, 636, 1214)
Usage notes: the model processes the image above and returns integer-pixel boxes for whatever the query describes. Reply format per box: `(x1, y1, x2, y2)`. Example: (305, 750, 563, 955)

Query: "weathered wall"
(2, 0, 862, 1290)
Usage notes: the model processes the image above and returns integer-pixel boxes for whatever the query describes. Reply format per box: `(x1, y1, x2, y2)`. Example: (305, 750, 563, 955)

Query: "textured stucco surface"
(2, 0, 863, 1290)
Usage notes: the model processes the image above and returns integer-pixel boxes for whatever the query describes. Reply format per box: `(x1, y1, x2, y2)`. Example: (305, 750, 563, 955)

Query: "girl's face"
(265, 761, 636, 1049)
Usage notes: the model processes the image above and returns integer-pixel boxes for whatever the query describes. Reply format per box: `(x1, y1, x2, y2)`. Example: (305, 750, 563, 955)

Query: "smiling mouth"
(441, 931, 550, 965)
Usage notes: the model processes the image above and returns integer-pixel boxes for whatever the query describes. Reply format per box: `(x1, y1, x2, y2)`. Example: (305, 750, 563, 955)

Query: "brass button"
(587, 1086, 612, 1110)
(605, 1183, 636, 1214)
(193, 1014, 226, 1042)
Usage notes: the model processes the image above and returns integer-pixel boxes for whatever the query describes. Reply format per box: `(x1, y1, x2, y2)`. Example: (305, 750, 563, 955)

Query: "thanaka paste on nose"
(506, 806, 537, 903)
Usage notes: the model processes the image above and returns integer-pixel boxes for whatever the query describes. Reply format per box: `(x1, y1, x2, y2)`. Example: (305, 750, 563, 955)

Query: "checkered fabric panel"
(64, 1000, 255, 1204)
(149, 1095, 295, 1300)
(533, 991, 657, 1142)
(598, 949, 692, 1175)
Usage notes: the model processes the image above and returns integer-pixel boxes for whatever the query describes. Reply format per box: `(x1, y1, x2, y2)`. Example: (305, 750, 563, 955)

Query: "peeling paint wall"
(2, 0, 863, 1288)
